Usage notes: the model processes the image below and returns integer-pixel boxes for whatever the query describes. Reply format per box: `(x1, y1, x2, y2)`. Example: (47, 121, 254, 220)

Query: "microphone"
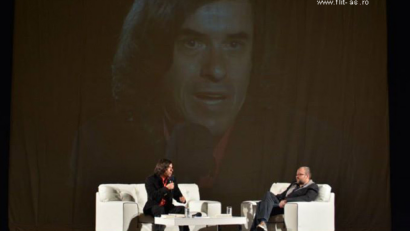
(168, 175, 175, 193)
(168, 175, 175, 184)
(192, 212, 202, 217)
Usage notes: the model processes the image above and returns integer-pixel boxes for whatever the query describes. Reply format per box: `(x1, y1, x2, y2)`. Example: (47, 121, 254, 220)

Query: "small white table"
(155, 216, 246, 231)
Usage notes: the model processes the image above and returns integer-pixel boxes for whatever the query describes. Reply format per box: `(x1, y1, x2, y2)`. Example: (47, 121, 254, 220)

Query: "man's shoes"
(256, 222, 267, 231)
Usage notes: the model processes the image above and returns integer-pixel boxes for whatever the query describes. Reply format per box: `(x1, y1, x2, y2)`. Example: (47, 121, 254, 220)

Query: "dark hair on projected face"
(154, 158, 172, 176)
(112, 0, 269, 116)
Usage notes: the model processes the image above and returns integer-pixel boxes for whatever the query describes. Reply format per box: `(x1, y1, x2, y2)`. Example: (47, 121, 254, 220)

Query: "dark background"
(2, 0, 409, 230)
(3, 0, 14, 231)
(387, 1, 410, 231)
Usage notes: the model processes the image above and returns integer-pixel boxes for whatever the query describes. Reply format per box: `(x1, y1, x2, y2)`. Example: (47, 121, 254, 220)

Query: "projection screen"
(9, 0, 389, 230)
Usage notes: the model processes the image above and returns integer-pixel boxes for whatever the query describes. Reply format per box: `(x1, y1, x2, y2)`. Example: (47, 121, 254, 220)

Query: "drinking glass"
(226, 206, 232, 216)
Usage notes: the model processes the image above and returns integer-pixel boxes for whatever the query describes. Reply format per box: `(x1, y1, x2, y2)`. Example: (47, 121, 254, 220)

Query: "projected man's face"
(164, 0, 253, 137)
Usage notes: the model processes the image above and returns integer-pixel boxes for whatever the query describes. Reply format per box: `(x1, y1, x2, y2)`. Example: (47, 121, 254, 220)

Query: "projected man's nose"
(200, 47, 227, 82)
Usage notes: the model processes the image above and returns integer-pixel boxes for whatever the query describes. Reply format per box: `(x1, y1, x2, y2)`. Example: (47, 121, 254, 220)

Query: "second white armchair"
(241, 183, 335, 231)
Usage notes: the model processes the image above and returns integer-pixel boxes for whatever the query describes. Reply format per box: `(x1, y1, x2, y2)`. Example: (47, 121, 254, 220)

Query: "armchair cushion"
(269, 183, 291, 195)
(98, 185, 121, 202)
(188, 200, 221, 217)
(315, 184, 332, 202)
(138, 214, 154, 223)
(121, 192, 135, 202)
(134, 184, 148, 212)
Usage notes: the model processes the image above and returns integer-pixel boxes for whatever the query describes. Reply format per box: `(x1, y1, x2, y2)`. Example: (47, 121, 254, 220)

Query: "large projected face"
(163, 0, 253, 137)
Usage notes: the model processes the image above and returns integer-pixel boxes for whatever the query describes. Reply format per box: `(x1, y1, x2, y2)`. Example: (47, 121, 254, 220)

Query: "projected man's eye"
(181, 38, 206, 50)
(223, 40, 246, 51)
(185, 39, 202, 49)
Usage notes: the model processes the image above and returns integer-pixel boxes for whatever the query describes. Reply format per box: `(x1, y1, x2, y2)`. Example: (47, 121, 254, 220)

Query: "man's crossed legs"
(250, 191, 284, 231)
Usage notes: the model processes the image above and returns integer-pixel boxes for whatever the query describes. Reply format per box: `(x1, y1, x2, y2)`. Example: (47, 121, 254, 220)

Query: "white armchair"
(241, 183, 335, 231)
(96, 183, 221, 231)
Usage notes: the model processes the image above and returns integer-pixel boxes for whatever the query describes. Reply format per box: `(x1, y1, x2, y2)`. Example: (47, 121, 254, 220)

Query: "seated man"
(143, 158, 189, 231)
(251, 167, 319, 231)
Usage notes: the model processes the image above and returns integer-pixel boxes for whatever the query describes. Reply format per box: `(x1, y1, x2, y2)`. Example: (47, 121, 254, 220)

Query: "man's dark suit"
(276, 181, 319, 202)
(251, 181, 319, 231)
(143, 174, 188, 231)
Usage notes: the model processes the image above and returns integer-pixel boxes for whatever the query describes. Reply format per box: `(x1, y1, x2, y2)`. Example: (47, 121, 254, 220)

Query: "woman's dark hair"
(112, 0, 270, 113)
(154, 158, 173, 176)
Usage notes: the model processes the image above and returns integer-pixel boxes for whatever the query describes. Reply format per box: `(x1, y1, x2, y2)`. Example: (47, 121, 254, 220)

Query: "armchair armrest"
(173, 201, 188, 207)
(188, 200, 221, 217)
(241, 200, 260, 229)
(241, 200, 260, 207)
(284, 201, 335, 231)
(96, 193, 139, 231)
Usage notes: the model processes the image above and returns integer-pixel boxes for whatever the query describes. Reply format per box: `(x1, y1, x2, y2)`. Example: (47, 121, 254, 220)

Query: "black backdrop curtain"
(387, 0, 410, 230)
(3, 0, 13, 230)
